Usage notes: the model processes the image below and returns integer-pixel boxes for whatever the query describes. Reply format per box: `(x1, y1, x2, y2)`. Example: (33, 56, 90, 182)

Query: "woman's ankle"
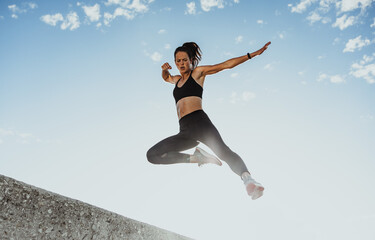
(241, 172, 251, 181)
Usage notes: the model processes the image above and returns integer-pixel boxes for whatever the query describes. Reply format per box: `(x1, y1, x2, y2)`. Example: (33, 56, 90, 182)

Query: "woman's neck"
(180, 70, 192, 81)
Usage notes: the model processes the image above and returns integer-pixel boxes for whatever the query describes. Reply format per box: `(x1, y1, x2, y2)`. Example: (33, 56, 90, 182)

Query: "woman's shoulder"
(169, 75, 182, 84)
(192, 67, 205, 82)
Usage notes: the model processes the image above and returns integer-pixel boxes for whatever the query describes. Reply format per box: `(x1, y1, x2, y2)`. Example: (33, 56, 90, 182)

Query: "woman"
(147, 41, 271, 200)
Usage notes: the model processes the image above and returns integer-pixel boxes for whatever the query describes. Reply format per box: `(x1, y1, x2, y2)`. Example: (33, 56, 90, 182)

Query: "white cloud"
(361, 54, 374, 64)
(350, 53, 375, 84)
(288, 0, 317, 13)
(235, 35, 243, 44)
(115, 7, 136, 19)
(104, 12, 114, 26)
(158, 29, 166, 34)
(0, 128, 43, 144)
(317, 73, 328, 81)
(200, 0, 224, 12)
(321, 17, 331, 24)
(333, 37, 341, 45)
(360, 114, 374, 121)
(242, 91, 256, 102)
(332, 14, 356, 30)
(8, 3, 37, 19)
(162, 7, 172, 12)
(307, 11, 322, 23)
(0, 128, 15, 136)
(371, 18, 375, 28)
(128, 0, 149, 12)
(82, 4, 101, 22)
(41, 12, 80, 30)
(336, 0, 375, 13)
(230, 73, 239, 78)
(186, 2, 197, 15)
(257, 19, 264, 24)
(105, 0, 150, 13)
(278, 31, 286, 39)
(264, 63, 274, 71)
(28, 3, 38, 9)
(40, 13, 64, 26)
(319, 0, 336, 11)
(103, 0, 152, 25)
(230, 91, 256, 104)
(18, 133, 33, 138)
(317, 73, 345, 83)
(234, 0, 240, 3)
(104, 7, 136, 25)
(151, 52, 162, 62)
(289, 0, 374, 29)
(8, 4, 23, 13)
(330, 74, 345, 83)
(105, 0, 124, 6)
(165, 44, 171, 49)
(343, 35, 371, 53)
(306, 10, 331, 24)
(8, 4, 22, 19)
(61, 12, 80, 30)
(0, 16, 4, 20)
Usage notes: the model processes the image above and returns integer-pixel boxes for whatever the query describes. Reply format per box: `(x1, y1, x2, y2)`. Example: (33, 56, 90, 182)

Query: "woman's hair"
(174, 42, 202, 68)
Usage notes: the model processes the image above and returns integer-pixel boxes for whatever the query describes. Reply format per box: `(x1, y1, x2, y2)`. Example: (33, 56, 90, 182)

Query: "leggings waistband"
(179, 110, 206, 125)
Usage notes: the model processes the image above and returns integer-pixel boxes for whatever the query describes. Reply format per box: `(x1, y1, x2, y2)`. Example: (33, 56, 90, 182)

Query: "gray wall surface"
(0, 174, 192, 240)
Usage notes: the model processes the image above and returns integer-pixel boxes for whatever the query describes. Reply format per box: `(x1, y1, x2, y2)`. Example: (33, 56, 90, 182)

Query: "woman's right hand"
(161, 62, 172, 71)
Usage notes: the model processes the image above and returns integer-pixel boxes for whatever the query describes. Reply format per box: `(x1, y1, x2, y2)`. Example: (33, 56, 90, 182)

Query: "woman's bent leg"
(147, 134, 199, 165)
(197, 120, 249, 176)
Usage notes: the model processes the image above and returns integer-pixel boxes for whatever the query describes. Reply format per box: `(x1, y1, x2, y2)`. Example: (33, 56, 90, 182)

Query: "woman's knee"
(146, 147, 160, 164)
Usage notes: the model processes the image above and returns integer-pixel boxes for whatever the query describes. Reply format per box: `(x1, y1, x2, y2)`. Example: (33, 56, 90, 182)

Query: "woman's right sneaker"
(243, 175, 264, 200)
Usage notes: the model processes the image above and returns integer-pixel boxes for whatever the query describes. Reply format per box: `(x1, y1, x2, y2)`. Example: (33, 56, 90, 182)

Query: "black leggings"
(146, 110, 249, 177)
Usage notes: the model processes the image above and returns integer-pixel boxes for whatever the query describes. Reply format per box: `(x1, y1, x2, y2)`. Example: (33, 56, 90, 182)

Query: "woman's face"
(175, 51, 192, 74)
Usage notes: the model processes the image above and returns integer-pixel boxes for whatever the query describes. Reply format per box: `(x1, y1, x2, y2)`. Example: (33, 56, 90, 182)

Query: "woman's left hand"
(254, 41, 271, 56)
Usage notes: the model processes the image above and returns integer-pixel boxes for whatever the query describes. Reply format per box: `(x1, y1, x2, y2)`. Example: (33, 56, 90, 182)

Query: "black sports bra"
(173, 73, 203, 103)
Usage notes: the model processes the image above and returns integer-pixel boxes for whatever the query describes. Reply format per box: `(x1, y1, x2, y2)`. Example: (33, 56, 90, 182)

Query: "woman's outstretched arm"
(197, 41, 271, 77)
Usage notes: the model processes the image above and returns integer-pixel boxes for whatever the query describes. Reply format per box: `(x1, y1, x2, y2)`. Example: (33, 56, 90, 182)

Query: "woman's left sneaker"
(194, 147, 222, 167)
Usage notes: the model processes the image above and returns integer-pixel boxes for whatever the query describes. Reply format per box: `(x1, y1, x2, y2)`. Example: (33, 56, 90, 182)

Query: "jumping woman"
(147, 41, 271, 200)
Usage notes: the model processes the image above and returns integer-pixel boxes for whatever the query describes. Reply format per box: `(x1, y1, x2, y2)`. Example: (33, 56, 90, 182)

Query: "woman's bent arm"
(161, 62, 175, 83)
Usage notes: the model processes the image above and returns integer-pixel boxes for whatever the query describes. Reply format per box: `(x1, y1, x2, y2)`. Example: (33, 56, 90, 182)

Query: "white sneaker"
(194, 147, 222, 167)
(243, 176, 264, 200)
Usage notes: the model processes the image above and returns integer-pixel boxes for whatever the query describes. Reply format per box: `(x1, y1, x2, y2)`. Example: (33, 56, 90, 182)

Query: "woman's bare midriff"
(176, 96, 203, 120)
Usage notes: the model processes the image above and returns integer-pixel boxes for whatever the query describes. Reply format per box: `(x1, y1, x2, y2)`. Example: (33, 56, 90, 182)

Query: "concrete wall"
(0, 174, 192, 240)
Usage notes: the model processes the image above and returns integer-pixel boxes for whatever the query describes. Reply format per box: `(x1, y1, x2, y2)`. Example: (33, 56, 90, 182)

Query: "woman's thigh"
(148, 133, 199, 156)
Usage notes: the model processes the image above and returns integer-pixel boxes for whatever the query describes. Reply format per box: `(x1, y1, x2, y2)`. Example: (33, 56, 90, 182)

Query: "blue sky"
(1, 0, 375, 239)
